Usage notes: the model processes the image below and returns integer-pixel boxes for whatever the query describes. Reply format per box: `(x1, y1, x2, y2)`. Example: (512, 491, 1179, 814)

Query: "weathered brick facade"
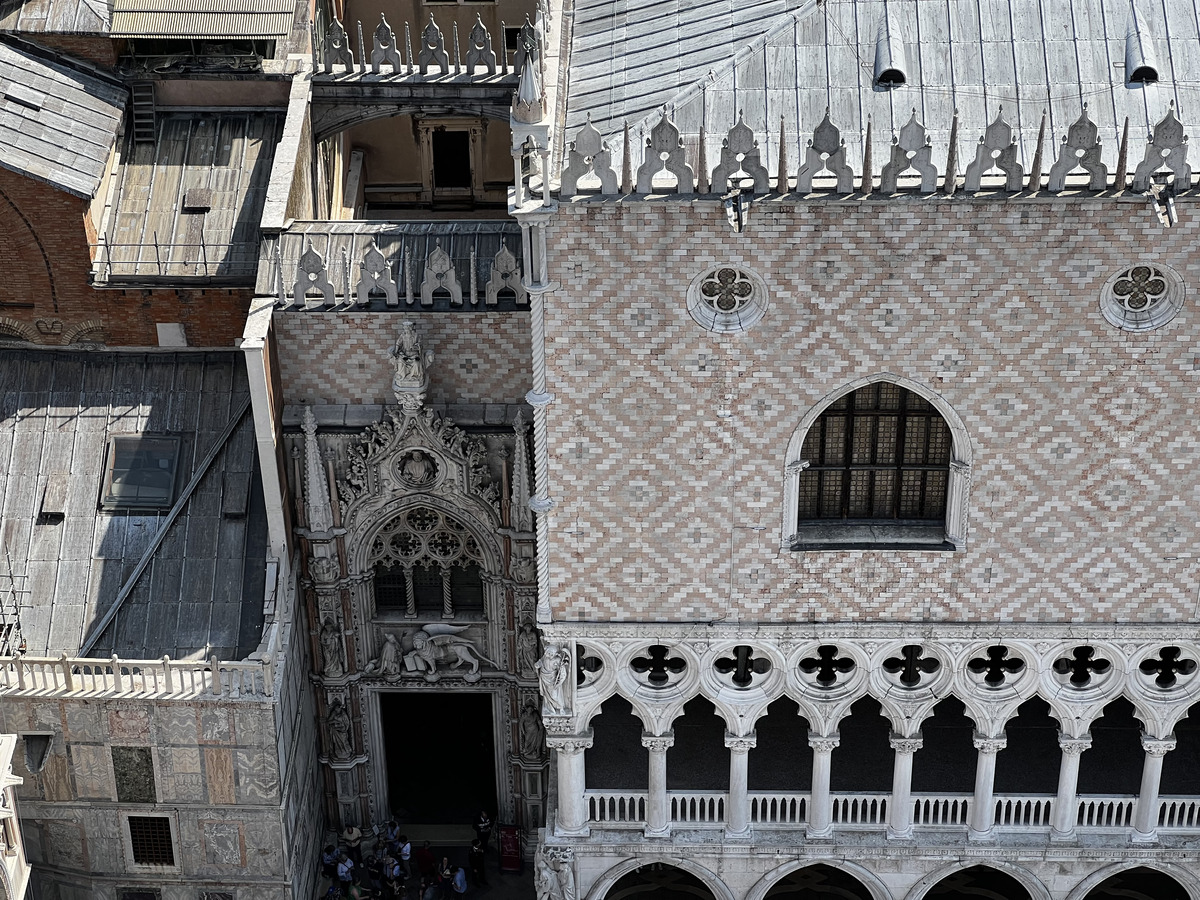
(541, 198, 1198, 623)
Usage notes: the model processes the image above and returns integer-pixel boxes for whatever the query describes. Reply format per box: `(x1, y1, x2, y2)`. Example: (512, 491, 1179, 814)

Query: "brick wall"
(23, 34, 119, 69)
(0, 171, 252, 347)
(272, 310, 532, 405)
(542, 199, 1200, 624)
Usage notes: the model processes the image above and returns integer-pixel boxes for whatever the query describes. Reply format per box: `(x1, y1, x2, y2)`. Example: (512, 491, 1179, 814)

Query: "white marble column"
(968, 733, 1007, 840)
(725, 732, 756, 839)
(887, 733, 923, 839)
(1132, 734, 1176, 842)
(547, 732, 593, 837)
(642, 732, 674, 838)
(1051, 733, 1091, 840)
(806, 732, 839, 839)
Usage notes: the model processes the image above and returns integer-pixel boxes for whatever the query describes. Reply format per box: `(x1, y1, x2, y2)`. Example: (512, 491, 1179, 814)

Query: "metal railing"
(91, 238, 258, 281)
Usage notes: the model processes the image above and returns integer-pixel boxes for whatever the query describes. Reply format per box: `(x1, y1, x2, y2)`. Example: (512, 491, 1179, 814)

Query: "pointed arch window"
(790, 382, 963, 549)
(371, 506, 486, 618)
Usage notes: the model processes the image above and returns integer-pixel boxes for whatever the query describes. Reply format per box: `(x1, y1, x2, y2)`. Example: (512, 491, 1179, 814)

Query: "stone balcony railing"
(0, 653, 275, 700)
(584, 790, 1199, 834)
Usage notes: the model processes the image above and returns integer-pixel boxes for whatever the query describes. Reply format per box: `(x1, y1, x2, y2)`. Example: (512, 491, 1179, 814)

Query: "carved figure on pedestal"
(320, 617, 345, 678)
(516, 621, 541, 676)
(327, 698, 354, 759)
(399, 449, 437, 485)
(365, 632, 403, 680)
(404, 625, 498, 682)
(520, 701, 545, 760)
(388, 320, 434, 409)
(535, 644, 570, 714)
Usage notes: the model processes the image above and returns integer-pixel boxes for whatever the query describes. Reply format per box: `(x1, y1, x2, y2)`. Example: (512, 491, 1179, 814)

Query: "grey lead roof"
(110, 0, 295, 38)
(0, 38, 125, 198)
(0, 351, 266, 660)
(565, 0, 1200, 180)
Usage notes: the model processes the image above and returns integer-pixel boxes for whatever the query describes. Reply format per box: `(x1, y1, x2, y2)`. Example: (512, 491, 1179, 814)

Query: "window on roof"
(791, 383, 957, 549)
(101, 435, 181, 510)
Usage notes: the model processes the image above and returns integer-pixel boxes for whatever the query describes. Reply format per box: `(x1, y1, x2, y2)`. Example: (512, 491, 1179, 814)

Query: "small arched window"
(793, 382, 955, 549)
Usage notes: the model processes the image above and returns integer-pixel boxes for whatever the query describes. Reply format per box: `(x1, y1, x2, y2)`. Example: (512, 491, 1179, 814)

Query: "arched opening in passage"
(762, 863, 875, 900)
(668, 696, 728, 791)
(749, 696, 812, 792)
(586, 695, 648, 790)
(1081, 867, 1189, 900)
(605, 863, 718, 900)
(912, 697, 975, 793)
(1077, 698, 1143, 795)
(830, 696, 892, 792)
(1161, 703, 1200, 796)
(995, 697, 1060, 794)
(923, 865, 1033, 899)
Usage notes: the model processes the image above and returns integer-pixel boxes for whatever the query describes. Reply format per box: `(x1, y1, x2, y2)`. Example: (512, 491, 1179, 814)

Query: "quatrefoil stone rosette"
(698, 641, 787, 702)
(953, 640, 1039, 703)
(1128, 642, 1200, 705)
(867, 640, 953, 700)
(614, 641, 702, 705)
(1039, 640, 1126, 705)
(790, 640, 869, 703)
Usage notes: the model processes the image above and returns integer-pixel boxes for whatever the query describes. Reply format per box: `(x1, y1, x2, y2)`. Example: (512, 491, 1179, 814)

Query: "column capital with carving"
(972, 732, 1008, 754)
(1142, 735, 1177, 757)
(641, 731, 675, 753)
(546, 731, 593, 753)
(725, 732, 757, 753)
(1057, 732, 1092, 755)
(889, 732, 923, 754)
(808, 732, 840, 753)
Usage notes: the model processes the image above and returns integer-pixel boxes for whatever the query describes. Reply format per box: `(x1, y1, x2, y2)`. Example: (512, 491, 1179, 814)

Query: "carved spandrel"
(963, 109, 1024, 192)
(796, 109, 854, 194)
(1132, 102, 1191, 192)
(561, 114, 619, 195)
(635, 113, 695, 194)
(879, 109, 938, 193)
(1047, 105, 1108, 191)
(710, 113, 770, 194)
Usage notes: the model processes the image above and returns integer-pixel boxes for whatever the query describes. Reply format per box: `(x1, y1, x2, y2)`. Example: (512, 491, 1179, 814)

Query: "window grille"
(128, 816, 175, 866)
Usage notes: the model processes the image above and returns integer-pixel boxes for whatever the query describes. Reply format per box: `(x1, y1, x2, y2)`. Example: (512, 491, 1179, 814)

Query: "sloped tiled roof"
(0, 39, 124, 197)
(566, 0, 1200, 181)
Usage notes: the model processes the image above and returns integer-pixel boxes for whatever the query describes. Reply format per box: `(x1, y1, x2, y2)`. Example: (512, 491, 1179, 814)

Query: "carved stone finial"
(964, 108, 1024, 192)
(322, 17, 354, 71)
(635, 112, 695, 193)
(1132, 102, 1192, 191)
(302, 407, 334, 535)
(356, 241, 398, 306)
(796, 108, 854, 193)
(466, 14, 498, 75)
(420, 240, 463, 306)
(561, 114, 619, 195)
(486, 240, 526, 306)
(710, 112, 770, 194)
(418, 14, 450, 74)
(371, 14, 402, 72)
(880, 109, 938, 193)
(1048, 106, 1108, 191)
(293, 240, 335, 306)
(388, 321, 434, 411)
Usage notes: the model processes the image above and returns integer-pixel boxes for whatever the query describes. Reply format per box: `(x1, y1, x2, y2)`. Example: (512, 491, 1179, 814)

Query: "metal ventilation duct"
(1125, 2, 1159, 84)
(873, 12, 907, 88)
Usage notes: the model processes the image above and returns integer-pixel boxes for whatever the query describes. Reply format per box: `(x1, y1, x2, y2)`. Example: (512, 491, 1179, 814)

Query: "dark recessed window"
(101, 435, 181, 509)
(795, 383, 951, 547)
(128, 816, 175, 866)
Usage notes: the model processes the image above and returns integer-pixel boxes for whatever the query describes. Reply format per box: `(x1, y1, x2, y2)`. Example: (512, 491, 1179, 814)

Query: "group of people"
(321, 811, 495, 900)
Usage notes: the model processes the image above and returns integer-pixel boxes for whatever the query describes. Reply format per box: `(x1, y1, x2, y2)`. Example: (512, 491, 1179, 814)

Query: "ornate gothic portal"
(295, 321, 545, 842)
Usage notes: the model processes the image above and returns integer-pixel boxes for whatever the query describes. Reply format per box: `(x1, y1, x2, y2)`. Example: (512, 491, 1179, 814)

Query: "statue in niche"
(516, 621, 541, 676)
(520, 700, 545, 760)
(365, 632, 403, 680)
(327, 698, 353, 759)
(320, 617, 345, 679)
(399, 449, 437, 485)
(535, 644, 570, 714)
(511, 554, 536, 584)
(535, 846, 576, 900)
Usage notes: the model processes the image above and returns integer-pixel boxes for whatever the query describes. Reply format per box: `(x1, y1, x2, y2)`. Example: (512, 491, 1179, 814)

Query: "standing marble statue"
(520, 701, 545, 760)
(535, 847, 576, 900)
(320, 617, 345, 678)
(535, 644, 570, 714)
(516, 621, 541, 676)
(327, 698, 353, 759)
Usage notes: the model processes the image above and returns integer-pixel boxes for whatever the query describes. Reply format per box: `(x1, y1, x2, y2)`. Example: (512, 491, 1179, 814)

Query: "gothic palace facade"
(0, 0, 1199, 898)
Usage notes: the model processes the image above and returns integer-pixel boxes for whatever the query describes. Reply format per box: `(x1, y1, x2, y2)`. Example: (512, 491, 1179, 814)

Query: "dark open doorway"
(382, 692, 497, 824)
